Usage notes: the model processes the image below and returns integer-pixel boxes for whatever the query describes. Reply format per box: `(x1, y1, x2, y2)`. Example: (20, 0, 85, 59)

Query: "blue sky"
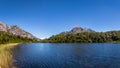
(0, 0, 120, 39)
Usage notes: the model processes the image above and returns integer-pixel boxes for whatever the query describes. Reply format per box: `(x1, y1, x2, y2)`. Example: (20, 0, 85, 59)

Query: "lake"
(12, 43, 120, 68)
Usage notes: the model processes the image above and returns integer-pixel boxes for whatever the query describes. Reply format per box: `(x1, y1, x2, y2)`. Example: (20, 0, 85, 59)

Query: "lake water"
(12, 43, 120, 68)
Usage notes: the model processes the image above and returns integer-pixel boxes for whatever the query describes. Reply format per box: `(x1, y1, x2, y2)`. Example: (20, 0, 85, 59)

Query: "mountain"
(70, 27, 95, 33)
(0, 22, 10, 32)
(42, 27, 120, 43)
(0, 22, 38, 39)
(61, 26, 95, 34)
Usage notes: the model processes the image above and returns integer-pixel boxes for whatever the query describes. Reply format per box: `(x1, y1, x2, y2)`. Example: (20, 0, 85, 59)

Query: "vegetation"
(0, 31, 37, 44)
(42, 31, 120, 43)
(0, 43, 19, 68)
(0, 31, 37, 68)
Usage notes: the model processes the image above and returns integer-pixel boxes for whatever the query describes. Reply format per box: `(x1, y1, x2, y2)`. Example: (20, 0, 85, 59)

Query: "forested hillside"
(0, 31, 36, 44)
(42, 31, 120, 43)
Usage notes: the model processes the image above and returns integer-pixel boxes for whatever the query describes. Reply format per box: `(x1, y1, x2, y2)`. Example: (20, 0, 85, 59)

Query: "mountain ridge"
(0, 22, 38, 39)
(60, 26, 95, 34)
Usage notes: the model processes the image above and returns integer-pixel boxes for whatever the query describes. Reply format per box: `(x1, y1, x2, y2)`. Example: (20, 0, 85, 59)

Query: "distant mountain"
(0, 22, 38, 39)
(42, 27, 120, 43)
(61, 26, 95, 34)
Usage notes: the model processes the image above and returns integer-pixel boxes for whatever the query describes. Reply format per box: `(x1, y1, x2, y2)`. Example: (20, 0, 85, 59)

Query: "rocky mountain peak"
(11, 25, 20, 29)
(61, 26, 95, 34)
(0, 22, 38, 39)
(0, 22, 9, 32)
(71, 27, 84, 33)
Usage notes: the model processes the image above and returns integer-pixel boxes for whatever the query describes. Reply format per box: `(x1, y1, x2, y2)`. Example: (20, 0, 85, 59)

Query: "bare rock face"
(70, 27, 84, 33)
(70, 27, 95, 34)
(61, 26, 95, 34)
(0, 22, 10, 32)
(8, 25, 37, 39)
(0, 22, 38, 39)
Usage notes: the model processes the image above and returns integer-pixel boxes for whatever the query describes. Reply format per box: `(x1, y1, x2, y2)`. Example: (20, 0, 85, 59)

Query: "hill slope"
(0, 31, 36, 44)
(0, 22, 38, 39)
(42, 27, 120, 43)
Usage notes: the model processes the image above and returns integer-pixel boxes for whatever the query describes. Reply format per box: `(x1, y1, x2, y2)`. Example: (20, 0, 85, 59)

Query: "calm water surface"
(13, 43, 120, 68)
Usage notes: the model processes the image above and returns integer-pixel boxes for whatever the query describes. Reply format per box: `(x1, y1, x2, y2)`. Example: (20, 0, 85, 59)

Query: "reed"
(0, 43, 19, 68)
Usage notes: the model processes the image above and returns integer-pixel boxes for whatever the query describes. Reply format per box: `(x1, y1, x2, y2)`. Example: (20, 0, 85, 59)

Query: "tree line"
(0, 31, 37, 44)
(41, 31, 120, 43)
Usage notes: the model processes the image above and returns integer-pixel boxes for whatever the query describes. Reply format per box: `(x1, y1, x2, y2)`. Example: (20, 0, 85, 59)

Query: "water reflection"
(13, 43, 120, 68)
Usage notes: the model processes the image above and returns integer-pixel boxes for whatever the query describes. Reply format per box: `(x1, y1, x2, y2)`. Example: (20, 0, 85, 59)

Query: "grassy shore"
(0, 43, 20, 68)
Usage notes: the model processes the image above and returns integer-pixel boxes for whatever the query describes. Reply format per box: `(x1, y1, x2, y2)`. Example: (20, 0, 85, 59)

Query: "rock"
(70, 27, 95, 34)
(70, 27, 84, 34)
(0, 22, 38, 39)
(0, 22, 10, 32)
(61, 26, 95, 34)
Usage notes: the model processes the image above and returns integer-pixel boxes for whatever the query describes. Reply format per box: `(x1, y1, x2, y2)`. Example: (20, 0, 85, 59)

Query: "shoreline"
(0, 43, 20, 68)
(0, 43, 20, 48)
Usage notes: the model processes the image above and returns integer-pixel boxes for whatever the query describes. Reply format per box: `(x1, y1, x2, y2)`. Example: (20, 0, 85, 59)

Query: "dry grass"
(0, 43, 19, 68)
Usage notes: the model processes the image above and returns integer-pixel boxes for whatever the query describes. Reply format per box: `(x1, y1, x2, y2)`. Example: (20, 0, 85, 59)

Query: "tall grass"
(0, 43, 19, 68)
